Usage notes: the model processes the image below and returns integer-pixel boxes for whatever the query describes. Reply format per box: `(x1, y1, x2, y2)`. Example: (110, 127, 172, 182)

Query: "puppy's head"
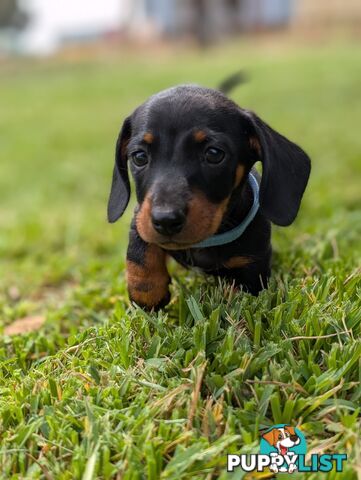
(108, 85, 310, 248)
(262, 426, 300, 453)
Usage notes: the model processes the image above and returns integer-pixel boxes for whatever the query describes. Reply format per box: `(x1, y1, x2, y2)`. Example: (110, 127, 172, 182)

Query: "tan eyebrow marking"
(143, 132, 154, 144)
(193, 130, 207, 143)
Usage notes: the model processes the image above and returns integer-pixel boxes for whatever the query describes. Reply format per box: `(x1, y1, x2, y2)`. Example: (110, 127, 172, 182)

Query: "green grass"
(0, 39, 360, 479)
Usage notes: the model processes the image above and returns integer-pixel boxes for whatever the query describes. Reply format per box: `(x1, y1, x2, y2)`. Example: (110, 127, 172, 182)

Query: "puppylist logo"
(227, 424, 347, 474)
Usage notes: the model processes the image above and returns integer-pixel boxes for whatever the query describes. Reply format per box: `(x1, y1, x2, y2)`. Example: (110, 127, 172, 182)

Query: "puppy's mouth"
(157, 239, 199, 250)
(280, 445, 288, 456)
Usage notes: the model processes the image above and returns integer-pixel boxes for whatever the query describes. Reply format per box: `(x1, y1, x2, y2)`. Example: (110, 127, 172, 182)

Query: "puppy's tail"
(218, 70, 247, 95)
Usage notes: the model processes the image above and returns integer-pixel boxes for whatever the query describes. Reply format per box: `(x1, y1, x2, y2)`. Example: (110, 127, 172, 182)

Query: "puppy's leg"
(126, 220, 170, 310)
(222, 253, 271, 295)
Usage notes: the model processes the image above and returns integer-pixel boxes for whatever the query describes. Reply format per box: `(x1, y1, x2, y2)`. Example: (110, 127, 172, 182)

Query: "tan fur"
(126, 245, 169, 308)
(136, 190, 230, 249)
(234, 164, 245, 188)
(186, 191, 230, 240)
(193, 130, 207, 142)
(143, 132, 154, 144)
(262, 429, 278, 446)
(223, 256, 253, 269)
(136, 195, 154, 241)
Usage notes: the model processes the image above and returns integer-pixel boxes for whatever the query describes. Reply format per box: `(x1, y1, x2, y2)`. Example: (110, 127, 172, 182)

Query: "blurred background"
(0, 0, 360, 307)
(1, 0, 361, 54)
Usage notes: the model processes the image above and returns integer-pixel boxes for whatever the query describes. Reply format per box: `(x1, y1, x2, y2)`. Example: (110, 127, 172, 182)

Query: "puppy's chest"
(168, 248, 226, 273)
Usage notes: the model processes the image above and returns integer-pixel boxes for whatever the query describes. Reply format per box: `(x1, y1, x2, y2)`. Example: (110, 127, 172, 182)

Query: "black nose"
(151, 208, 186, 236)
(290, 435, 298, 442)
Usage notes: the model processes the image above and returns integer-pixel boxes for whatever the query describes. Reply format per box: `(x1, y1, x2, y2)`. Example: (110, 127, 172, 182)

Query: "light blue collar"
(189, 172, 260, 249)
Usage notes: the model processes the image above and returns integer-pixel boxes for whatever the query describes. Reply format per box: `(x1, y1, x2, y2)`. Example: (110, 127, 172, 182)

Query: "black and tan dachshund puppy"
(107, 85, 311, 310)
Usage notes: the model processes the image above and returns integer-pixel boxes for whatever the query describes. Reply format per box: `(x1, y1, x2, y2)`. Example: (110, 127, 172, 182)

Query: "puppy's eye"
(205, 147, 225, 164)
(131, 151, 148, 167)
(278, 434, 283, 440)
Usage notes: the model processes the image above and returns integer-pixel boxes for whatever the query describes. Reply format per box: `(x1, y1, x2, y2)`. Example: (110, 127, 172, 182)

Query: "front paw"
(269, 464, 278, 473)
(129, 285, 170, 311)
(288, 464, 297, 473)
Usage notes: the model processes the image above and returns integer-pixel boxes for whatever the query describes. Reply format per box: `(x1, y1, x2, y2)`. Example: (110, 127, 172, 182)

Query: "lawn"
(0, 38, 360, 479)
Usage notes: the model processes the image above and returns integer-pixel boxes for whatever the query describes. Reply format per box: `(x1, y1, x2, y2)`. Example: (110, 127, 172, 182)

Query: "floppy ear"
(262, 429, 277, 446)
(243, 111, 311, 226)
(107, 116, 132, 223)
